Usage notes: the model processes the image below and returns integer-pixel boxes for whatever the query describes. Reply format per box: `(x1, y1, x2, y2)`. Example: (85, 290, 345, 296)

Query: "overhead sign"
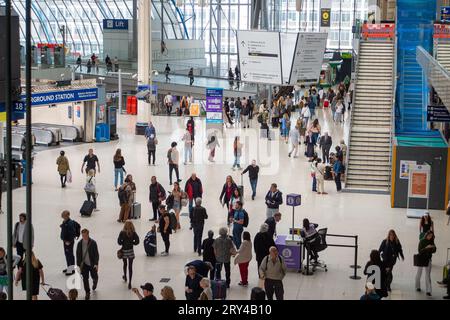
(442, 7, 450, 22)
(205, 88, 223, 124)
(289, 32, 328, 85)
(434, 23, 450, 39)
(103, 19, 129, 30)
(427, 105, 450, 122)
(237, 30, 283, 85)
(362, 23, 395, 39)
(19, 88, 98, 107)
(0, 101, 25, 113)
(321, 8, 331, 27)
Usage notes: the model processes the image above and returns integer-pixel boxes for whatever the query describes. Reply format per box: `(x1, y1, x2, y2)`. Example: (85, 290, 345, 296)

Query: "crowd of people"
(75, 53, 119, 74)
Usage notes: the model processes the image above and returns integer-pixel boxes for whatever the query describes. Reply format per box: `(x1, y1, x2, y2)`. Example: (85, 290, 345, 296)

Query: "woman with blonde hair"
(199, 278, 213, 300)
(161, 285, 176, 300)
(84, 169, 98, 211)
(15, 251, 44, 300)
(170, 182, 185, 231)
(118, 220, 140, 289)
(113, 148, 125, 191)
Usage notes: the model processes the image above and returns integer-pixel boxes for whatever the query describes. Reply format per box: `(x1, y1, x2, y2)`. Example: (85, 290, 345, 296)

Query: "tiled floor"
(1, 107, 449, 300)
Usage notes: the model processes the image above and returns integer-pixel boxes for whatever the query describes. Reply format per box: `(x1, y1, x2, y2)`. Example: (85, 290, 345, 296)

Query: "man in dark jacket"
(265, 183, 283, 219)
(185, 266, 203, 300)
(76, 229, 99, 300)
(254, 223, 276, 276)
(201, 230, 216, 280)
(242, 160, 260, 200)
(185, 260, 213, 278)
(60, 210, 80, 276)
(241, 98, 251, 128)
(192, 198, 208, 256)
(318, 132, 333, 164)
(148, 176, 166, 222)
(264, 212, 282, 239)
(184, 173, 203, 228)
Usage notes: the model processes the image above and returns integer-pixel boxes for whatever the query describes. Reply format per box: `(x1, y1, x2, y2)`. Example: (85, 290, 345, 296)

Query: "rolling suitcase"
(211, 279, 227, 300)
(80, 200, 95, 216)
(237, 175, 244, 198)
(144, 231, 157, 256)
(41, 283, 68, 300)
(130, 202, 141, 219)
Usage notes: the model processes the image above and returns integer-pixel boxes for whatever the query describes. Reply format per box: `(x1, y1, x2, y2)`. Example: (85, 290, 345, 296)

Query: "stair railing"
(388, 35, 398, 192)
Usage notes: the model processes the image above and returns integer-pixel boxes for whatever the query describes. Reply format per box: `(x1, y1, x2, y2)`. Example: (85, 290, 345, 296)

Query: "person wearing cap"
(360, 282, 381, 300)
(132, 283, 157, 300)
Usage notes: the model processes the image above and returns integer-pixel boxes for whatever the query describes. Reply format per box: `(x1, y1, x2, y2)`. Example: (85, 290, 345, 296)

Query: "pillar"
(137, 0, 151, 123)
(84, 101, 95, 142)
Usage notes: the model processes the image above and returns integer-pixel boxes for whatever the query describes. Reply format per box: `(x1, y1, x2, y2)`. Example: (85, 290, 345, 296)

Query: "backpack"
(167, 148, 172, 163)
(169, 211, 177, 230)
(166, 193, 174, 210)
(73, 220, 81, 239)
(243, 210, 249, 228)
(118, 187, 128, 204)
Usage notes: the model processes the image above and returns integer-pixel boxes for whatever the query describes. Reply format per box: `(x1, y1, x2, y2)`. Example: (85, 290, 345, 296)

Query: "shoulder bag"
(84, 177, 96, 193)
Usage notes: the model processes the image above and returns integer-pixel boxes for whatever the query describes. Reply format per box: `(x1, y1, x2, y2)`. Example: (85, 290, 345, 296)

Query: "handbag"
(413, 254, 429, 267)
(446, 206, 450, 216)
(117, 249, 124, 259)
(181, 193, 188, 207)
(66, 170, 72, 183)
(84, 177, 96, 193)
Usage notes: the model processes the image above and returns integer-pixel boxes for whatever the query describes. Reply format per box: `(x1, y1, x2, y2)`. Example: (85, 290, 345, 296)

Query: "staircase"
(345, 40, 395, 193)
(435, 42, 450, 72)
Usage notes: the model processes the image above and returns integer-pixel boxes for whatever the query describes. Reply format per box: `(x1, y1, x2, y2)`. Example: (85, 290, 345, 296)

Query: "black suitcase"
(144, 232, 157, 256)
(80, 200, 95, 216)
(324, 166, 333, 180)
(41, 284, 68, 300)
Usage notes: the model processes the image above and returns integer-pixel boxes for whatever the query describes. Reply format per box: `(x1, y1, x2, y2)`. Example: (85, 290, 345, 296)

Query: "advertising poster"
(407, 164, 430, 199)
(189, 103, 200, 117)
(321, 8, 331, 27)
(237, 30, 283, 85)
(205, 88, 223, 124)
(400, 160, 416, 179)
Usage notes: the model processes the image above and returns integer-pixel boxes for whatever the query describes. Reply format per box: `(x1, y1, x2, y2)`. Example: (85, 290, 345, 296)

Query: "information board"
(205, 88, 223, 124)
(289, 32, 328, 85)
(237, 30, 283, 85)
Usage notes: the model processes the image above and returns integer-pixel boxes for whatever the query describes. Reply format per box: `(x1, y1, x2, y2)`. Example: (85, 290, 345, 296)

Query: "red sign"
(362, 23, 395, 39)
(434, 23, 450, 39)
(411, 172, 428, 197)
(37, 43, 63, 49)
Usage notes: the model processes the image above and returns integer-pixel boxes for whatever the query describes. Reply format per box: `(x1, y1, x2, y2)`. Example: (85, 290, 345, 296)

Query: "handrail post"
(349, 235, 361, 280)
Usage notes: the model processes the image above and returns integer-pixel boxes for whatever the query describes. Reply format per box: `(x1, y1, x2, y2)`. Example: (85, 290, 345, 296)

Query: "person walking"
(319, 132, 332, 164)
(76, 56, 82, 71)
(56, 150, 70, 188)
(241, 98, 250, 128)
(288, 125, 300, 158)
(235, 97, 242, 124)
(185, 173, 203, 229)
(379, 229, 405, 292)
(86, 59, 92, 73)
(13, 213, 34, 258)
(314, 159, 327, 195)
(265, 183, 283, 219)
(182, 129, 193, 165)
(147, 134, 157, 166)
(363, 249, 388, 299)
(334, 98, 344, 123)
(0, 248, 20, 294)
(219, 176, 238, 214)
(228, 68, 234, 88)
(84, 169, 98, 211)
(185, 266, 203, 300)
(192, 198, 208, 256)
(15, 251, 45, 300)
(230, 201, 247, 249)
(333, 156, 343, 192)
(118, 220, 140, 290)
(415, 231, 437, 296)
(186, 116, 196, 145)
(213, 227, 236, 289)
(76, 229, 99, 300)
(188, 67, 194, 85)
(301, 103, 311, 127)
(280, 113, 290, 144)
(158, 209, 172, 256)
(202, 231, 216, 280)
(207, 131, 220, 162)
(170, 182, 185, 231)
(60, 210, 80, 276)
(113, 148, 125, 190)
(264, 212, 281, 239)
(419, 212, 434, 240)
(254, 223, 275, 275)
(148, 176, 166, 221)
(242, 160, 260, 200)
(232, 136, 243, 170)
(259, 246, 287, 300)
(81, 148, 100, 175)
(165, 63, 171, 82)
(168, 142, 181, 185)
(117, 180, 132, 222)
(234, 231, 252, 287)
(113, 56, 119, 72)
(164, 92, 173, 116)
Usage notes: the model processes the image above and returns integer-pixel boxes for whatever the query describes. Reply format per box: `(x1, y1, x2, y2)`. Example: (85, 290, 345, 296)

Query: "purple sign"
(275, 235, 302, 271)
(206, 88, 223, 123)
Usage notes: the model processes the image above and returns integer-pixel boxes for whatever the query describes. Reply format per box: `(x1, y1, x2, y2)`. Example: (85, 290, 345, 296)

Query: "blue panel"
(395, 0, 437, 135)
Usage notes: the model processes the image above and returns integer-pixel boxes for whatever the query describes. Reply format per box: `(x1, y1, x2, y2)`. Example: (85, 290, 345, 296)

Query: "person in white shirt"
(164, 93, 173, 116)
(168, 142, 181, 185)
(182, 129, 193, 164)
(301, 104, 311, 127)
(334, 99, 344, 123)
(314, 159, 327, 195)
(288, 126, 300, 158)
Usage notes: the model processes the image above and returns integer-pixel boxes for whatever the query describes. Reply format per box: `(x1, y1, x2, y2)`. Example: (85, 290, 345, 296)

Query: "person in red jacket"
(184, 173, 203, 229)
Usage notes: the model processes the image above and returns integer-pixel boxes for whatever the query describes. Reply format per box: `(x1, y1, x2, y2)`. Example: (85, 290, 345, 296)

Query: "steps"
(435, 42, 450, 72)
(345, 40, 394, 193)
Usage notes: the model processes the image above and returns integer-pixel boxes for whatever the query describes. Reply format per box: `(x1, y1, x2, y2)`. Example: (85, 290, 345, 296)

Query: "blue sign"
(19, 88, 98, 107)
(442, 7, 450, 21)
(427, 105, 450, 122)
(286, 194, 301, 207)
(103, 19, 129, 30)
(0, 101, 25, 113)
(206, 88, 223, 124)
(137, 84, 157, 95)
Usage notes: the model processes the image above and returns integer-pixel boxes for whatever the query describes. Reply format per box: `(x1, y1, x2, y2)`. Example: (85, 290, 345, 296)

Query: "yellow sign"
(190, 103, 200, 116)
(0, 112, 6, 122)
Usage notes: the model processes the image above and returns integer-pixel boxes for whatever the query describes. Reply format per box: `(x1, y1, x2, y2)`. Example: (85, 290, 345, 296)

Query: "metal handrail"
(388, 35, 398, 192)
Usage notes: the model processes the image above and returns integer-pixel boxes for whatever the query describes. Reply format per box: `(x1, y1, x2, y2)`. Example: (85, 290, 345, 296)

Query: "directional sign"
(427, 105, 450, 122)
(442, 7, 450, 22)
(0, 101, 25, 113)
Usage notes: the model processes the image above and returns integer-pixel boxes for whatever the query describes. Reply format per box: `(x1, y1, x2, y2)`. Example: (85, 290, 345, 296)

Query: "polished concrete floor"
(1, 108, 449, 300)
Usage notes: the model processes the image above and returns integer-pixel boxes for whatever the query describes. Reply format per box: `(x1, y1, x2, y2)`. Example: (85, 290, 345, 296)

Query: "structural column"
(137, 0, 151, 123)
